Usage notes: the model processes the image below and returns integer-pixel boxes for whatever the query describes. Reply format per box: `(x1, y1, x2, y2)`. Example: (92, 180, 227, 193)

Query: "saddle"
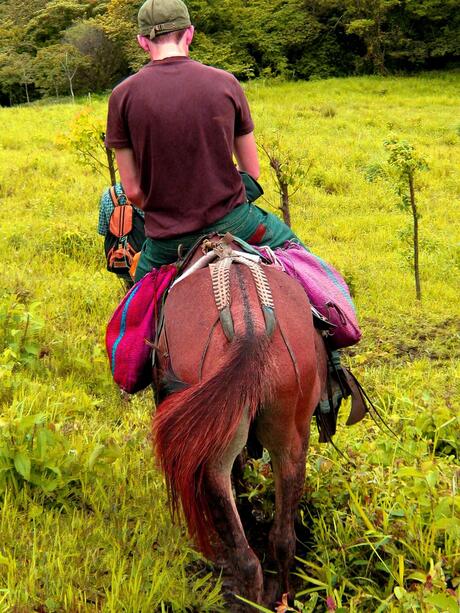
(152, 233, 271, 396)
(152, 234, 369, 440)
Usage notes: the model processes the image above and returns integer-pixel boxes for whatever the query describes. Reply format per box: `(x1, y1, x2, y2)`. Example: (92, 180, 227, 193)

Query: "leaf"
(100, 444, 122, 462)
(24, 342, 39, 356)
(345, 484, 375, 531)
(275, 593, 290, 613)
(0, 553, 9, 566)
(44, 599, 60, 612)
(397, 467, 424, 479)
(28, 504, 43, 519)
(234, 595, 275, 612)
(88, 444, 105, 470)
(44, 465, 62, 478)
(407, 571, 428, 583)
(394, 586, 406, 600)
(14, 452, 31, 480)
(425, 470, 438, 488)
(295, 574, 328, 589)
(17, 413, 45, 431)
(37, 428, 50, 460)
(41, 479, 59, 493)
(425, 593, 459, 613)
(434, 517, 460, 532)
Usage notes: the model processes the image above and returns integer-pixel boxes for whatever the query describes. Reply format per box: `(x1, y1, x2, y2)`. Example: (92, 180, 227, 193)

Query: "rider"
(105, 0, 304, 282)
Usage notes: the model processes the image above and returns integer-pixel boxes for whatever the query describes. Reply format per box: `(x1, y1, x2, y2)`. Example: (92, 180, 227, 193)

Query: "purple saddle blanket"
(257, 242, 361, 349)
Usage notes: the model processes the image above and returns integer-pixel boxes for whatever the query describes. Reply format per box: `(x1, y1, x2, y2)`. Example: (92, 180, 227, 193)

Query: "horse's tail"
(153, 332, 275, 555)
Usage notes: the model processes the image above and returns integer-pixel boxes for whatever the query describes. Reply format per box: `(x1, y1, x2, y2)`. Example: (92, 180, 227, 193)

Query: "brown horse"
(153, 249, 328, 610)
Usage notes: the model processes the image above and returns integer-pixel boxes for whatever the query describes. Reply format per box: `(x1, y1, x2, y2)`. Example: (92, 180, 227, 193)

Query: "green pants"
(135, 203, 306, 282)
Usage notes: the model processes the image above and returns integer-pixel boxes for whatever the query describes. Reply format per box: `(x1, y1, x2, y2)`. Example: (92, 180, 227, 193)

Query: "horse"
(152, 240, 328, 610)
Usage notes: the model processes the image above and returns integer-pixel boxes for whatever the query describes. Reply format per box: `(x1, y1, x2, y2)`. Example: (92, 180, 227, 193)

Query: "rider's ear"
(185, 26, 194, 46)
(137, 35, 151, 53)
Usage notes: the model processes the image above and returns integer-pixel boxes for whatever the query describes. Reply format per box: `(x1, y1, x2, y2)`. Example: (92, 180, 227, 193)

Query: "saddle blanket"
(257, 242, 361, 349)
(106, 264, 176, 393)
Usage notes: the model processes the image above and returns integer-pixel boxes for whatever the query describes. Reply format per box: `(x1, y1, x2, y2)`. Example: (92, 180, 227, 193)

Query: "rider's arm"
(114, 148, 145, 209)
(234, 132, 260, 180)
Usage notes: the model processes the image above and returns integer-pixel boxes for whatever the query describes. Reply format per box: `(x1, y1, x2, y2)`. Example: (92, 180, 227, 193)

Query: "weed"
(319, 104, 337, 118)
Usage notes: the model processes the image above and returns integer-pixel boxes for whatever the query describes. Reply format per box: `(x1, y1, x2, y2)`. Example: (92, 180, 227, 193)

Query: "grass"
(0, 71, 459, 611)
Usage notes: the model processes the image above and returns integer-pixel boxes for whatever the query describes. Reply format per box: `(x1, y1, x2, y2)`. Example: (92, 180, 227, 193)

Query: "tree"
(1, 0, 459, 105)
(63, 21, 128, 91)
(0, 0, 49, 29)
(26, 0, 88, 47)
(65, 106, 118, 185)
(34, 44, 91, 101)
(0, 53, 22, 105)
(343, 0, 401, 74)
(384, 139, 427, 301)
(260, 135, 311, 228)
(99, 0, 144, 71)
(367, 139, 428, 301)
(242, 0, 329, 77)
(13, 53, 35, 103)
(191, 32, 254, 79)
(392, 0, 460, 66)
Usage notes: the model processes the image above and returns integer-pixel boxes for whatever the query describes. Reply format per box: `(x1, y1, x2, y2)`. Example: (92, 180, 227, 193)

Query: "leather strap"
(108, 185, 133, 208)
(109, 185, 119, 208)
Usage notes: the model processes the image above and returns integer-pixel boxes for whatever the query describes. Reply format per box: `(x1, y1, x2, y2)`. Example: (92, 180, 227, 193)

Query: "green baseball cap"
(138, 0, 191, 40)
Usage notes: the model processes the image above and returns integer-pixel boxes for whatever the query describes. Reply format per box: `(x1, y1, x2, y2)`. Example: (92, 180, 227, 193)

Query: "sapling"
(260, 135, 311, 228)
(367, 138, 428, 301)
(66, 106, 117, 185)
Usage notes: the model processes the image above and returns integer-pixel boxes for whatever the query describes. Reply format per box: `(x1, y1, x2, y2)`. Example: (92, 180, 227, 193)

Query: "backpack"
(104, 186, 145, 277)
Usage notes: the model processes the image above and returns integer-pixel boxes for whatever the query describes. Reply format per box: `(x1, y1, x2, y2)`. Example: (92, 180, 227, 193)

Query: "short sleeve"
(105, 88, 132, 149)
(232, 78, 254, 137)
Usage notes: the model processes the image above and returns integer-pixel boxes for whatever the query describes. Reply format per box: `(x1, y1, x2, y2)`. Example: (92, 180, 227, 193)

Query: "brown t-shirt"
(105, 57, 254, 239)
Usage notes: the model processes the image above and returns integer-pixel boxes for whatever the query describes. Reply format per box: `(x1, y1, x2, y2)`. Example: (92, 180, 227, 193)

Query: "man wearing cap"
(105, 0, 302, 282)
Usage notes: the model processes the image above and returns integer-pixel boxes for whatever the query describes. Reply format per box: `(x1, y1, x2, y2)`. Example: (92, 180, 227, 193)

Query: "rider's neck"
(150, 44, 188, 61)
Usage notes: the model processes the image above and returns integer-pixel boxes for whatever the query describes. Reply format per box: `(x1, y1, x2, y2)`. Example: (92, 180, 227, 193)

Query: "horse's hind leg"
(257, 400, 311, 603)
(232, 424, 264, 529)
(269, 438, 307, 596)
(204, 410, 264, 611)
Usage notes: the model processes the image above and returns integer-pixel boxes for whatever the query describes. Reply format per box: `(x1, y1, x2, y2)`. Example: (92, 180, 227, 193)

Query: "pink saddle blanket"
(257, 242, 361, 348)
(105, 265, 177, 393)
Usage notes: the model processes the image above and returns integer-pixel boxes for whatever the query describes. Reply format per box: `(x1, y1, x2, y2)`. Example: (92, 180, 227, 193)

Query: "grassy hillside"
(0, 72, 459, 612)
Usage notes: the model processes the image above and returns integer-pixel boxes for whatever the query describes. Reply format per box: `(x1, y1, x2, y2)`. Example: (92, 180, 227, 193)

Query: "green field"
(0, 72, 459, 612)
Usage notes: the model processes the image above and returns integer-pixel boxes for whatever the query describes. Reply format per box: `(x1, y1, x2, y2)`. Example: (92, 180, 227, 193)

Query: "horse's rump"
(163, 264, 321, 392)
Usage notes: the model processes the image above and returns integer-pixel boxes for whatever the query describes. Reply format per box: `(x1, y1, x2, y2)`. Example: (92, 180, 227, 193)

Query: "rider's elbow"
(246, 163, 260, 180)
(126, 186, 145, 208)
